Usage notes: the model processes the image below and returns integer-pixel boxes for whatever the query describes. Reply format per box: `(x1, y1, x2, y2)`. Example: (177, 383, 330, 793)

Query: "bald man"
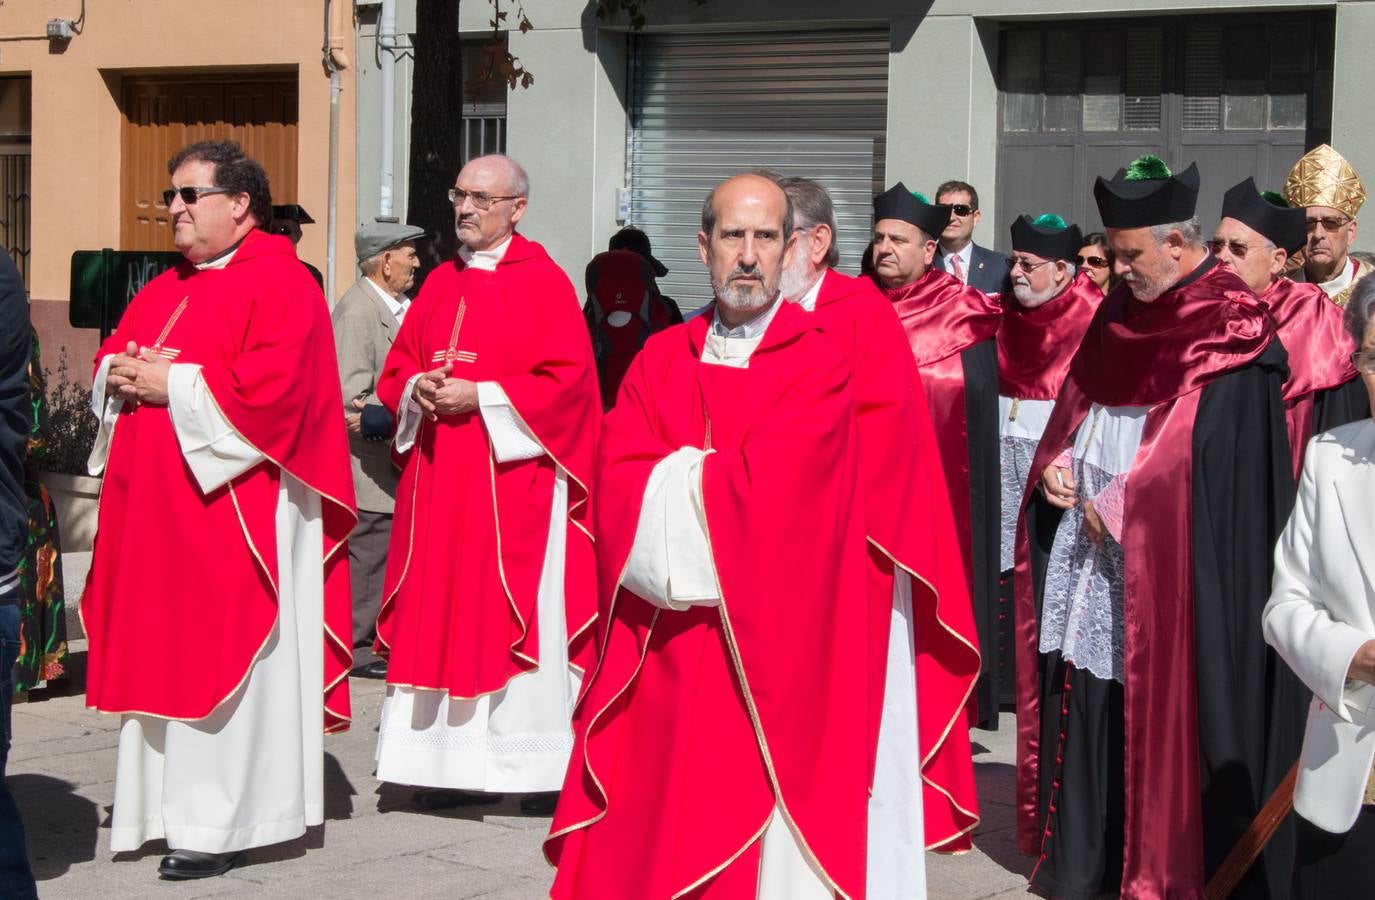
(373, 154, 601, 815)
(547, 174, 877, 898)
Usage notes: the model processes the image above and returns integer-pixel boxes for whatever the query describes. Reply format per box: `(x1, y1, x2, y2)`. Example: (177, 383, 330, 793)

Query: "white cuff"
(87, 355, 123, 476)
(394, 373, 426, 453)
(623, 447, 720, 611)
(477, 381, 544, 463)
(166, 364, 266, 494)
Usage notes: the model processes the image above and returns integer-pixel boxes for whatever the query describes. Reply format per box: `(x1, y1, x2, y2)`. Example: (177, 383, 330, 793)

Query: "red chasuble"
(812, 268, 981, 851)
(1261, 276, 1359, 478)
(997, 271, 1103, 401)
(374, 234, 600, 697)
(82, 229, 358, 734)
(547, 302, 874, 899)
(1012, 264, 1280, 897)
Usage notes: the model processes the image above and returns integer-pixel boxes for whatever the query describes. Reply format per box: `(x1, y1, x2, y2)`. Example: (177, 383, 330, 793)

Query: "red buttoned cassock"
(374, 234, 601, 698)
(82, 229, 357, 734)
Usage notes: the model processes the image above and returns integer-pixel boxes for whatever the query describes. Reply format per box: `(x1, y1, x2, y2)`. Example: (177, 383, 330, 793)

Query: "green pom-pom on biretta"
(1124, 155, 1172, 181)
(1260, 190, 1289, 208)
(912, 191, 930, 204)
(1031, 213, 1068, 230)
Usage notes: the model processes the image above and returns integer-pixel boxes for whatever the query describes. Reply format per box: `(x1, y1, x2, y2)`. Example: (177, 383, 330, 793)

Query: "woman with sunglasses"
(1075, 232, 1116, 294)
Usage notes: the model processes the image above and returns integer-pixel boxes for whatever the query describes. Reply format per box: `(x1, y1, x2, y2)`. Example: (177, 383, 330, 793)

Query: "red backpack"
(584, 249, 674, 407)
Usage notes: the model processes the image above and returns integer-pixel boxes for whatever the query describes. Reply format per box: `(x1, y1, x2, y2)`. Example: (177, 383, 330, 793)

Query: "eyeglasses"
(162, 186, 235, 207)
(1306, 215, 1352, 233)
(1010, 256, 1051, 272)
(947, 204, 976, 217)
(448, 188, 520, 210)
(1206, 238, 1259, 259)
(1352, 351, 1375, 374)
(1076, 254, 1108, 268)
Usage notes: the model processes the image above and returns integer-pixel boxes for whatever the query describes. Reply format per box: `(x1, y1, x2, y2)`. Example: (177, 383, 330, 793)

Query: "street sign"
(69, 249, 183, 338)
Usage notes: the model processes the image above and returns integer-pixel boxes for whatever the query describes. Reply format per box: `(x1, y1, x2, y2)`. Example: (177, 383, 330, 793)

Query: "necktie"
(949, 252, 965, 284)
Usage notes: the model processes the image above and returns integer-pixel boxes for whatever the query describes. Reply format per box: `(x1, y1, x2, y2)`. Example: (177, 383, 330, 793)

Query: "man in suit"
(934, 180, 1012, 296)
(333, 219, 426, 678)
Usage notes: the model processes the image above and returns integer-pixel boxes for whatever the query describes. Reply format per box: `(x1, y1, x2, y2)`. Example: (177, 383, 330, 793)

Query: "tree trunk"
(406, 0, 463, 290)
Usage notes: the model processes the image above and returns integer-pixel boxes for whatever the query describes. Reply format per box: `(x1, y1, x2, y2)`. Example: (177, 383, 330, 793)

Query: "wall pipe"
(323, 0, 349, 301)
(377, 0, 398, 221)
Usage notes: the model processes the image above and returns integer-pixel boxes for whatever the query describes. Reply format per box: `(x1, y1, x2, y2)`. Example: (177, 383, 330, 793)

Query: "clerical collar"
(1318, 256, 1356, 297)
(363, 276, 409, 321)
(458, 234, 513, 271)
(710, 295, 782, 339)
(194, 234, 249, 270)
(1167, 252, 1216, 294)
(793, 274, 825, 312)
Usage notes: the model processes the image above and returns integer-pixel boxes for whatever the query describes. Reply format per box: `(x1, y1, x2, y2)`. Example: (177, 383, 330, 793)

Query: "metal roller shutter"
(627, 30, 889, 310)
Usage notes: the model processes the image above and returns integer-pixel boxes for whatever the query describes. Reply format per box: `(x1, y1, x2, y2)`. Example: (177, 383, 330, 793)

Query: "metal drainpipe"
(378, 0, 397, 222)
(322, 0, 348, 301)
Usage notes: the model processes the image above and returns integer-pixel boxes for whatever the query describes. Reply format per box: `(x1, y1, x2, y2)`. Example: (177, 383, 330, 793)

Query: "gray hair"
(700, 177, 795, 242)
(1057, 260, 1078, 281)
(774, 176, 840, 269)
(1149, 216, 1203, 248)
(1345, 274, 1375, 346)
(359, 251, 385, 277)
(465, 153, 529, 198)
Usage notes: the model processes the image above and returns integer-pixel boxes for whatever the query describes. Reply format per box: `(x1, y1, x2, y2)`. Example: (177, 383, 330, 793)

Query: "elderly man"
(1212, 178, 1365, 476)
(995, 213, 1102, 706)
(1285, 144, 1371, 307)
(872, 182, 1003, 731)
(775, 175, 980, 885)
(82, 140, 357, 880)
(549, 172, 879, 899)
(1013, 156, 1302, 899)
(332, 219, 426, 677)
(373, 154, 600, 816)
(934, 179, 1011, 296)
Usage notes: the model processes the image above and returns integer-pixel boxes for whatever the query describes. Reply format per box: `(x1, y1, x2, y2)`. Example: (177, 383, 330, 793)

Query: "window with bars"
(0, 77, 31, 290)
(460, 37, 508, 164)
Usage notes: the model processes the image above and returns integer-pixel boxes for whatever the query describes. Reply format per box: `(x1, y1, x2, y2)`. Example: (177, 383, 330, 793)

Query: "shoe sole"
(158, 852, 245, 880)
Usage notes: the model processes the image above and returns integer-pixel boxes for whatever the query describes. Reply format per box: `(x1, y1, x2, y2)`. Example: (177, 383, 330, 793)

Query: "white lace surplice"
(998, 395, 1055, 573)
(1038, 404, 1148, 684)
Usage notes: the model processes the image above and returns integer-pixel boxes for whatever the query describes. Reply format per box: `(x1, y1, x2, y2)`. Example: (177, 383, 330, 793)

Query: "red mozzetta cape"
(82, 229, 357, 734)
(812, 269, 980, 851)
(547, 302, 873, 899)
(374, 234, 600, 697)
(1261, 276, 1359, 478)
(997, 271, 1103, 401)
(1013, 263, 1276, 896)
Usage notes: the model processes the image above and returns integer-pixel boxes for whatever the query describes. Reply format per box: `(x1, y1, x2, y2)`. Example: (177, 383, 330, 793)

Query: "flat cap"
(355, 220, 427, 261)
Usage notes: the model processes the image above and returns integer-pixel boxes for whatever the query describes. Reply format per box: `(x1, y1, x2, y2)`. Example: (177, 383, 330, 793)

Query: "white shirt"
(363, 276, 410, 325)
(940, 243, 973, 282)
(458, 234, 514, 272)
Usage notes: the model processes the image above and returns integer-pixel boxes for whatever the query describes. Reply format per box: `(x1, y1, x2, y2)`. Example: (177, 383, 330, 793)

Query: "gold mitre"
(1285, 144, 1366, 218)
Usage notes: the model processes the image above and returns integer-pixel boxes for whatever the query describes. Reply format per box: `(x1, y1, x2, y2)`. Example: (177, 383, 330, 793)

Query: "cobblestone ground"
(12, 557, 1031, 898)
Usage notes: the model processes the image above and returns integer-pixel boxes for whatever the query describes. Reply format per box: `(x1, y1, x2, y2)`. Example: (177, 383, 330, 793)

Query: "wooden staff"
(1202, 760, 1299, 900)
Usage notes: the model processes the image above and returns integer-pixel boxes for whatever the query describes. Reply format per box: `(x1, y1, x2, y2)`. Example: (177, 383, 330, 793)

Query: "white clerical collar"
(792, 273, 825, 313)
(1318, 256, 1357, 298)
(458, 234, 514, 271)
(363, 275, 409, 322)
(195, 243, 242, 270)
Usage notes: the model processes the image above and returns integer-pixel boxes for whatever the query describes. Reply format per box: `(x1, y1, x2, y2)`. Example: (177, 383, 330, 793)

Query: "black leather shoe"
(351, 659, 388, 679)
(158, 849, 245, 880)
(412, 788, 502, 810)
(520, 791, 560, 816)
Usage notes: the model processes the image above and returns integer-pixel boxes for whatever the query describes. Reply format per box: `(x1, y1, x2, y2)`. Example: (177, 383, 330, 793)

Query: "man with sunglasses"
(1284, 144, 1372, 308)
(1212, 177, 1366, 477)
(82, 140, 357, 880)
(372, 154, 600, 818)
(871, 183, 1004, 732)
(934, 180, 1012, 297)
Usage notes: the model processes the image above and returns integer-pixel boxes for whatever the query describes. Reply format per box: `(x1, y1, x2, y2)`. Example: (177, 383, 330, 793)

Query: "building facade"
(0, 0, 357, 369)
(358, 0, 1372, 309)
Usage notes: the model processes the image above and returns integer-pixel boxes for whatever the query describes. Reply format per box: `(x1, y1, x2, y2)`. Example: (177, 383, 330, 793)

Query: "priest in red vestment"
(995, 213, 1102, 711)
(548, 174, 881, 898)
(1210, 177, 1365, 477)
(871, 183, 1004, 730)
(1014, 156, 1304, 899)
(775, 175, 980, 883)
(373, 154, 600, 815)
(82, 140, 356, 880)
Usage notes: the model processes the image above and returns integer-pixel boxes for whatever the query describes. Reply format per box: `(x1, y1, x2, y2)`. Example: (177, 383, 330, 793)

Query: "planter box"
(41, 472, 102, 553)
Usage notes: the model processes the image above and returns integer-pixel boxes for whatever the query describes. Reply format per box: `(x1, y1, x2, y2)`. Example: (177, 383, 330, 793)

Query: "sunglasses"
(1306, 215, 1352, 233)
(1076, 254, 1108, 268)
(947, 204, 976, 217)
(162, 186, 235, 207)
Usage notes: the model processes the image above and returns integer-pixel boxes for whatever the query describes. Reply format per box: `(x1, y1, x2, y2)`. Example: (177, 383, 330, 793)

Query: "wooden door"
(120, 74, 298, 251)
